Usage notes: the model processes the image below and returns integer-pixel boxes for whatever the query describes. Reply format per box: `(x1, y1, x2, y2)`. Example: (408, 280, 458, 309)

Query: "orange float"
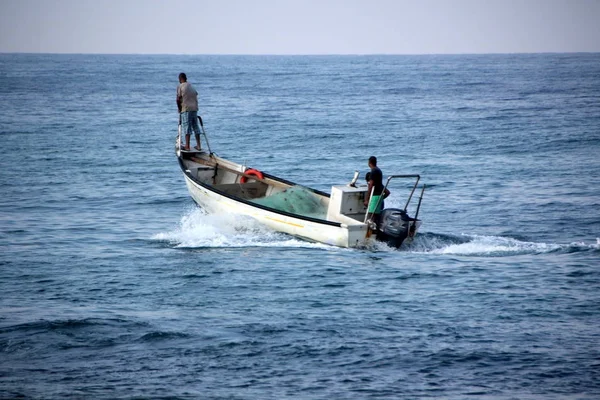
(240, 168, 264, 184)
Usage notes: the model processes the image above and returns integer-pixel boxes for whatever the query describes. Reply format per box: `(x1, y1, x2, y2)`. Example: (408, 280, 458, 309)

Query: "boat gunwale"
(178, 156, 346, 228)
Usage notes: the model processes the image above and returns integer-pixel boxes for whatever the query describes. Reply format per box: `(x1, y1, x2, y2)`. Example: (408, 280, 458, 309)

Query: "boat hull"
(183, 174, 369, 248)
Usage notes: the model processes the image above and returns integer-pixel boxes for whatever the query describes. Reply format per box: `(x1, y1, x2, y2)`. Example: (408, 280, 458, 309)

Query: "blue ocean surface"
(1, 53, 599, 399)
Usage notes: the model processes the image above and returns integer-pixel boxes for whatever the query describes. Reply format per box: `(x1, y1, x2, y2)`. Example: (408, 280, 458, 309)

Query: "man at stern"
(364, 156, 390, 227)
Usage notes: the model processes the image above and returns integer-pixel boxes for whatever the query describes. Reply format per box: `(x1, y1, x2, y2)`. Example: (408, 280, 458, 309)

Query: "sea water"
(1, 53, 599, 399)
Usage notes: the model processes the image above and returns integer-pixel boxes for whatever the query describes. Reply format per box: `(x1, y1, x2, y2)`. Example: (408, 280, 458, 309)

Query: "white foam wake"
(153, 209, 598, 254)
(407, 233, 598, 256)
(153, 207, 336, 250)
(430, 235, 560, 255)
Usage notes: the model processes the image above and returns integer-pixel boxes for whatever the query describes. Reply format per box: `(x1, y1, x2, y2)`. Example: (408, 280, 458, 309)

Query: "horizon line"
(1, 51, 599, 57)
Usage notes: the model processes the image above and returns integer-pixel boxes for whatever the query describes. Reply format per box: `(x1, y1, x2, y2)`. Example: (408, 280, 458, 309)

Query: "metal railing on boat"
(364, 174, 425, 225)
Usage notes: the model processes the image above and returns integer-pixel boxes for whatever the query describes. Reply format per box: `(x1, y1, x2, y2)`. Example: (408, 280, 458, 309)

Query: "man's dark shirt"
(370, 166, 384, 195)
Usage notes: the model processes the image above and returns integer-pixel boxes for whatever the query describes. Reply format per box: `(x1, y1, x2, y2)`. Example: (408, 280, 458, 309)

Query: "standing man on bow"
(177, 72, 201, 151)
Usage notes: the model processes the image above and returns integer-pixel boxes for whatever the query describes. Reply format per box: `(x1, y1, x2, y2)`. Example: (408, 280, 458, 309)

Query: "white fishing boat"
(176, 119, 425, 248)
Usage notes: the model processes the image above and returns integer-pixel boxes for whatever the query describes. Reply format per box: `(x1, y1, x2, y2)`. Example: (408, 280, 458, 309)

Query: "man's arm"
(176, 86, 182, 113)
(364, 180, 374, 206)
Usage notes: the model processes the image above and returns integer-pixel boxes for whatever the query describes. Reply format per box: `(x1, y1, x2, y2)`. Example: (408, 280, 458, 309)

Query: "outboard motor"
(375, 208, 415, 248)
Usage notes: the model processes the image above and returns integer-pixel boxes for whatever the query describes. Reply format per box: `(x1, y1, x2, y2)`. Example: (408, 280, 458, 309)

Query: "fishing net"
(251, 185, 327, 219)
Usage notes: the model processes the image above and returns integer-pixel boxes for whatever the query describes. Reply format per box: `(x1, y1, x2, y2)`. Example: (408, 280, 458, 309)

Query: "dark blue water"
(1, 53, 599, 399)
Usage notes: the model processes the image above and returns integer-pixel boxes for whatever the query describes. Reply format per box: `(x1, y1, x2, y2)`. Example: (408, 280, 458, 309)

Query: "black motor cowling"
(375, 208, 415, 248)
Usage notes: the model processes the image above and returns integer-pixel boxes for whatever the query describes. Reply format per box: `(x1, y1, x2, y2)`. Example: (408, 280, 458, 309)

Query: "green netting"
(251, 185, 327, 219)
